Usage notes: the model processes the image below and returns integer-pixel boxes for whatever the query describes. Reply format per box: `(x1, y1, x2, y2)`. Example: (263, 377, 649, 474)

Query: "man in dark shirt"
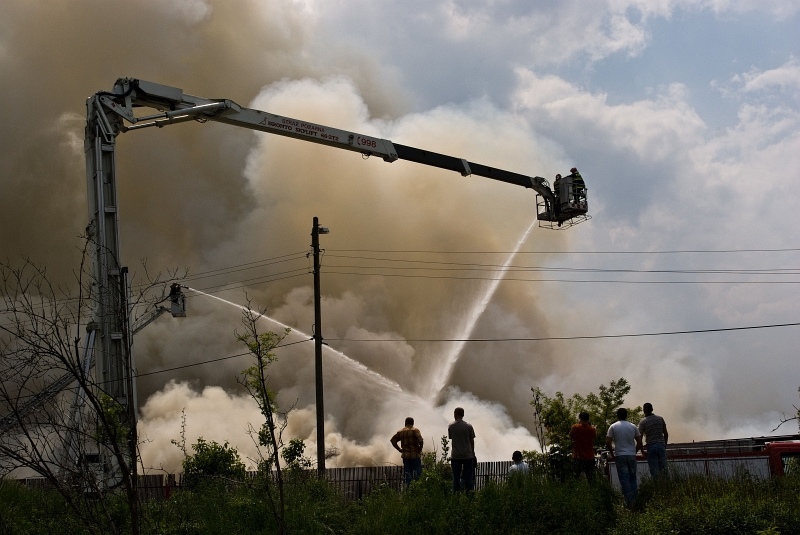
(638, 403, 669, 477)
(448, 407, 476, 492)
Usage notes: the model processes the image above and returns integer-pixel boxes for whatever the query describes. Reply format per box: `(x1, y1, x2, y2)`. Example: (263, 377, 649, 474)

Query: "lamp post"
(311, 217, 329, 475)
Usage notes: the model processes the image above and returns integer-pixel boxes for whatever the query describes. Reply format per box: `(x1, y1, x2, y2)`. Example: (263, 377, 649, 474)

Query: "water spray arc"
(424, 219, 537, 402)
(184, 287, 420, 402)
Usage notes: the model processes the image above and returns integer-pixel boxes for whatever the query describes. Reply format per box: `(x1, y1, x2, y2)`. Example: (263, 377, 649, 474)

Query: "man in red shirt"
(569, 411, 597, 480)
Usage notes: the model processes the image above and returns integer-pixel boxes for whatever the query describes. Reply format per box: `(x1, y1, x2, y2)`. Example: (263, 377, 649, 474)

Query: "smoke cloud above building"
(2, 1, 799, 471)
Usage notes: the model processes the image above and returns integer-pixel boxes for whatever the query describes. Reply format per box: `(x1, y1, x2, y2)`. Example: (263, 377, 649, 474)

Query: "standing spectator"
(508, 450, 529, 476)
(390, 416, 424, 486)
(448, 407, 476, 492)
(569, 411, 597, 481)
(606, 408, 643, 508)
(638, 402, 669, 478)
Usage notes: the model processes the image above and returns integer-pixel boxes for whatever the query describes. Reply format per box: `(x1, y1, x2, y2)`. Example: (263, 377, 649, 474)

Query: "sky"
(1, 0, 799, 472)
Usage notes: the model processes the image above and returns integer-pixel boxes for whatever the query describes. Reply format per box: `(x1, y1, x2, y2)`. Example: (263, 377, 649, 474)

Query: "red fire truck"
(604, 434, 800, 489)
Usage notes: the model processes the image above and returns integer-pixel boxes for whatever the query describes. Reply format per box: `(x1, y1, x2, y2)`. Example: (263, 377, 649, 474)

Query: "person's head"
(579, 411, 590, 423)
(570, 167, 578, 174)
(643, 403, 653, 415)
(454, 407, 465, 420)
(512, 450, 522, 463)
(616, 407, 628, 420)
(405, 417, 414, 427)
(555, 173, 562, 179)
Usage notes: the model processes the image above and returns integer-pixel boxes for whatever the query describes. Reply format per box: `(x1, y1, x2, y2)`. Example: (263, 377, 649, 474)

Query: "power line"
(134, 338, 311, 378)
(0, 338, 313, 406)
(180, 268, 309, 296)
(325, 254, 800, 275)
(327, 247, 800, 255)
(178, 251, 308, 283)
(6, 320, 798, 404)
(326, 320, 800, 342)
(323, 270, 800, 284)
(136, 320, 800, 378)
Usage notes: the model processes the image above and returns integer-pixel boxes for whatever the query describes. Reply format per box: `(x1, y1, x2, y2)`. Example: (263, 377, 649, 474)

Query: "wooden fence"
(19, 461, 515, 502)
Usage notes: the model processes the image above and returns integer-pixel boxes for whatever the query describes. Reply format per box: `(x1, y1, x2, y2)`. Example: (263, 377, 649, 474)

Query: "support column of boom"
(85, 97, 133, 485)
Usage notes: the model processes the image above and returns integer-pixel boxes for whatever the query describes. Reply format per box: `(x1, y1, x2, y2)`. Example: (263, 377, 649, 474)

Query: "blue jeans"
(403, 457, 422, 486)
(646, 443, 667, 478)
(451, 458, 475, 492)
(615, 456, 638, 507)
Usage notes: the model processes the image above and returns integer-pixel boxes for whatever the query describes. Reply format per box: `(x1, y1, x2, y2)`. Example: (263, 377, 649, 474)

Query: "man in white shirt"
(606, 407, 643, 508)
(508, 450, 529, 476)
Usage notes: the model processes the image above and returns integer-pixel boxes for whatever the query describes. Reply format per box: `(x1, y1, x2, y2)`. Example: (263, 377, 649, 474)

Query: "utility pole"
(311, 217, 329, 475)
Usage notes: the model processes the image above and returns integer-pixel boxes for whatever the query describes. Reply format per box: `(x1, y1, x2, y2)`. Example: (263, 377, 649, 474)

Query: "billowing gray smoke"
(1, 0, 730, 472)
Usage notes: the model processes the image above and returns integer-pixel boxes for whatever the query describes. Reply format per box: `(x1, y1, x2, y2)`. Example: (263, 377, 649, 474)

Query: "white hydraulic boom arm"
(95, 78, 588, 226)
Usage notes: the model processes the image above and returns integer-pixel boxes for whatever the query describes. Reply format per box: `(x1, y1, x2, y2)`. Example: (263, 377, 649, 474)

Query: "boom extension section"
(93, 78, 588, 227)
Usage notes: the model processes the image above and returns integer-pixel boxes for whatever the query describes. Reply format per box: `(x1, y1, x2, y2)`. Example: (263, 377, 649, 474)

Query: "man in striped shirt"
(391, 417, 424, 486)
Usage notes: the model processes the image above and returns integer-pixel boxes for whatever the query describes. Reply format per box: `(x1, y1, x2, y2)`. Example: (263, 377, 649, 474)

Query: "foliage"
(181, 437, 246, 489)
(236, 321, 290, 471)
(95, 393, 129, 446)
(281, 438, 312, 470)
(236, 305, 291, 534)
(531, 377, 642, 453)
(352, 468, 617, 535)
(6, 470, 800, 534)
(611, 473, 800, 535)
(0, 254, 183, 535)
(0, 479, 85, 535)
(141, 472, 353, 535)
(420, 435, 452, 482)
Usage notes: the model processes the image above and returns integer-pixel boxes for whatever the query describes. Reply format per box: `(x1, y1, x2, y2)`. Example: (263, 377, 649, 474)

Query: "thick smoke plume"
(2, 0, 787, 474)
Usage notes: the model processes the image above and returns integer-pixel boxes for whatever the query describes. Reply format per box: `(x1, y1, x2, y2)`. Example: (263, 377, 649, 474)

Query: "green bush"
(181, 438, 246, 489)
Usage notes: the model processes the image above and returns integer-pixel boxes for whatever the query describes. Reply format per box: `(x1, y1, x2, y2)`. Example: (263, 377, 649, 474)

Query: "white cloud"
(737, 58, 800, 96)
(512, 69, 706, 162)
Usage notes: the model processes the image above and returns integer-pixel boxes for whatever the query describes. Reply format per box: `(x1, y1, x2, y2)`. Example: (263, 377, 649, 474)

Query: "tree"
(0, 253, 183, 535)
(531, 378, 642, 454)
(281, 438, 312, 470)
(772, 386, 800, 433)
(584, 378, 642, 444)
(236, 303, 290, 535)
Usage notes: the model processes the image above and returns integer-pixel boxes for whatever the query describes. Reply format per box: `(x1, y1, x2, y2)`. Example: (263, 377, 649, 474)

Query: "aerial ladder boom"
(97, 78, 589, 226)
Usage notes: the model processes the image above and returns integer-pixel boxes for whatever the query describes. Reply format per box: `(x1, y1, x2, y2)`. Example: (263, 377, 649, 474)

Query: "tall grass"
(4, 469, 800, 534)
(0, 478, 128, 535)
(612, 473, 800, 535)
(332, 465, 617, 535)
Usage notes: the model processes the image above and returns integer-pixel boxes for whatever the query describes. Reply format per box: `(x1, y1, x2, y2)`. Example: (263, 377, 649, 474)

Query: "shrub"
(181, 438, 246, 489)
